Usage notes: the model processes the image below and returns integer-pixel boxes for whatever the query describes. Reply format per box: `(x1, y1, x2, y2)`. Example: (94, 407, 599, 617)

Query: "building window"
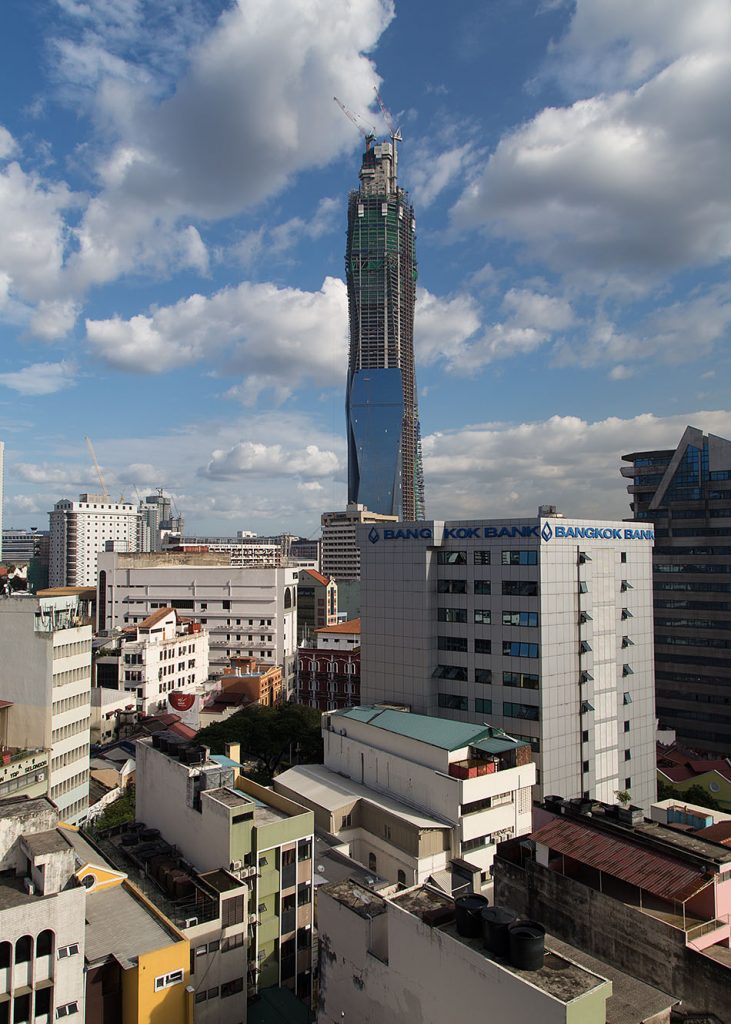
(438, 636, 468, 652)
(622, 665, 634, 677)
(624, 720, 631, 732)
(475, 668, 492, 684)
(55, 1003, 79, 1019)
(503, 702, 539, 721)
(502, 580, 538, 597)
(625, 750, 632, 761)
(474, 580, 491, 595)
(222, 895, 245, 927)
(503, 641, 539, 658)
(438, 579, 467, 594)
(397, 870, 406, 886)
(341, 813, 352, 828)
(503, 671, 539, 690)
(36, 930, 53, 958)
(502, 610, 539, 627)
(625, 778, 631, 789)
(474, 609, 491, 625)
(154, 971, 184, 992)
(475, 698, 492, 714)
(501, 550, 538, 565)
(433, 665, 468, 681)
(438, 550, 467, 565)
(15, 936, 32, 964)
(475, 638, 491, 654)
(581, 700, 595, 713)
(368, 852, 377, 872)
(438, 693, 468, 711)
(474, 550, 491, 565)
(221, 979, 244, 999)
(438, 608, 467, 623)
(582, 761, 590, 773)
(582, 730, 589, 743)
(579, 581, 589, 594)
(580, 640, 592, 654)
(620, 552, 627, 563)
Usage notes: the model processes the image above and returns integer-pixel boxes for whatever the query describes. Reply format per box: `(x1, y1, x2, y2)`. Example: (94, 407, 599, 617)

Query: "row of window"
(51, 666, 90, 688)
(51, 718, 90, 744)
(50, 769, 88, 798)
(437, 637, 540, 657)
(438, 609, 539, 627)
(437, 694, 540, 721)
(52, 693, 89, 716)
(52, 641, 89, 660)
(51, 744, 86, 772)
(437, 549, 538, 567)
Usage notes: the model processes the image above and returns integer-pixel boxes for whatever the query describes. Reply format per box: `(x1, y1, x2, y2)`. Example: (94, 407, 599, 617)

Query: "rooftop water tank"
(481, 906, 518, 958)
(454, 894, 489, 938)
(508, 920, 546, 971)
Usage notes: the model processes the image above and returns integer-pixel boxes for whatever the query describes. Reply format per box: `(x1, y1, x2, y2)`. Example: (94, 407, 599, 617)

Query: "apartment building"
(93, 607, 209, 716)
(296, 619, 361, 711)
(135, 735, 316, 1003)
(359, 513, 657, 812)
(97, 550, 298, 692)
(296, 570, 337, 642)
(49, 493, 145, 587)
(275, 706, 535, 886)
(0, 592, 92, 823)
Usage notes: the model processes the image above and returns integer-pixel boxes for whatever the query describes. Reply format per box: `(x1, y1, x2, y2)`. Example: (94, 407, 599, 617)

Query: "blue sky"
(1, 0, 731, 537)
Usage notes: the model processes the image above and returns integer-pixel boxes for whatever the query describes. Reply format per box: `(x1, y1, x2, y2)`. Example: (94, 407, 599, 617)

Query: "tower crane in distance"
(333, 96, 377, 148)
(84, 436, 109, 499)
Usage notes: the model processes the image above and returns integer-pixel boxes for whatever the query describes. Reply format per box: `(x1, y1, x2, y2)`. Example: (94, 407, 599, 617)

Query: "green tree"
(657, 779, 720, 811)
(197, 703, 323, 781)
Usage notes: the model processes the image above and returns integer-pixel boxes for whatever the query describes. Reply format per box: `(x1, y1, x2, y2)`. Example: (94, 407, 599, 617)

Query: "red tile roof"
(138, 607, 175, 630)
(694, 822, 731, 846)
(531, 817, 711, 903)
(301, 569, 331, 586)
(316, 617, 361, 635)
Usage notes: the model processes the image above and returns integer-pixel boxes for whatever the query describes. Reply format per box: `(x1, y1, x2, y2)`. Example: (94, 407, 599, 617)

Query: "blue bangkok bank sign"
(368, 523, 655, 544)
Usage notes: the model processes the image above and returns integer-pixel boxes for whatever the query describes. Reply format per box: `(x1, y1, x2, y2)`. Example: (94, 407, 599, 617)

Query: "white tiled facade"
(0, 596, 91, 823)
(359, 516, 657, 812)
(49, 493, 144, 586)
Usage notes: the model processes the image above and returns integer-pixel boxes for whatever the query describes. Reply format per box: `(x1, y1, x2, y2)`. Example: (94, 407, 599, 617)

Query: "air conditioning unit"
(230, 860, 242, 872)
(248, 914, 258, 925)
(24, 878, 35, 895)
(37, 772, 45, 782)
(183, 917, 199, 929)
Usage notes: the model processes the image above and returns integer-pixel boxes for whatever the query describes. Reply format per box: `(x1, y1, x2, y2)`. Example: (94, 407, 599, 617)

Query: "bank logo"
(368, 527, 380, 544)
(541, 521, 553, 543)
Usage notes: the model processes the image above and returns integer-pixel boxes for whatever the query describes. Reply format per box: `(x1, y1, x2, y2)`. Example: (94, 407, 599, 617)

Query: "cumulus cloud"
(0, 361, 77, 396)
(85, 276, 348, 398)
(423, 410, 731, 521)
(14, 462, 82, 484)
(0, 125, 17, 159)
(415, 285, 575, 373)
(453, 4, 731, 284)
(204, 441, 339, 480)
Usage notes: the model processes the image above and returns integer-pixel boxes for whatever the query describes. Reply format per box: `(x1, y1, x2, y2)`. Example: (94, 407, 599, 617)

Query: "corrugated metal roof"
(316, 617, 361, 634)
(334, 706, 491, 751)
(532, 817, 711, 903)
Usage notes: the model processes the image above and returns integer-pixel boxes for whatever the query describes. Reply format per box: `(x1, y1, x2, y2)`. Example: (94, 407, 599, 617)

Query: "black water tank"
(508, 920, 546, 971)
(481, 906, 518, 957)
(140, 827, 161, 842)
(120, 832, 138, 847)
(454, 894, 489, 937)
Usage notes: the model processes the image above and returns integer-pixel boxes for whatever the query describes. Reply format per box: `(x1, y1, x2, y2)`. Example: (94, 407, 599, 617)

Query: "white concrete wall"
(317, 887, 607, 1024)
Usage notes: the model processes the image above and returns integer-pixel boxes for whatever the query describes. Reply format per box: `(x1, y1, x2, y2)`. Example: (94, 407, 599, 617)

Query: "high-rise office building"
(49, 493, 146, 586)
(622, 425, 731, 755)
(345, 133, 425, 520)
(358, 513, 657, 812)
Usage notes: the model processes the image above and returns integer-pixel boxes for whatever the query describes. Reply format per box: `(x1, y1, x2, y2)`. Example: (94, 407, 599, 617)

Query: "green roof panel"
(334, 706, 492, 751)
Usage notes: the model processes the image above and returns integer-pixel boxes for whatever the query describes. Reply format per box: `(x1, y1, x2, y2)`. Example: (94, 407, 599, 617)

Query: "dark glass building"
(622, 426, 731, 755)
(345, 133, 425, 520)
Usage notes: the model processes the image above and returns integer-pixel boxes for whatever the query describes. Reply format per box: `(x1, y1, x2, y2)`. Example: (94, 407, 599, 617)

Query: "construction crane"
(374, 87, 402, 142)
(333, 96, 377, 147)
(84, 436, 109, 498)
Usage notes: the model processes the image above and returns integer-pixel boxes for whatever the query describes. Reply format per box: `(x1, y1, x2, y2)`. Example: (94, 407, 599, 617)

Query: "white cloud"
(0, 361, 77, 396)
(609, 365, 634, 381)
(204, 441, 339, 480)
(14, 462, 82, 484)
(85, 276, 348, 399)
(423, 410, 731, 521)
(28, 300, 80, 341)
(415, 288, 481, 365)
(453, 4, 731, 284)
(410, 142, 479, 209)
(0, 125, 17, 159)
(117, 463, 164, 487)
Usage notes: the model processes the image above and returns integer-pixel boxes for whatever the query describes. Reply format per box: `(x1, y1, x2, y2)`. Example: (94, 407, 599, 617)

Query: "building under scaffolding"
(345, 131, 426, 521)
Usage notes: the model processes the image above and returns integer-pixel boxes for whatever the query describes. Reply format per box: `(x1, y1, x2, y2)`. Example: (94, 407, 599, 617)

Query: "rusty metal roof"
(531, 817, 711, 903)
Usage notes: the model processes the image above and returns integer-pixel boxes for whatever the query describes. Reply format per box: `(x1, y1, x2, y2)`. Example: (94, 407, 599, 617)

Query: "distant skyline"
(1, 0, 730, 537)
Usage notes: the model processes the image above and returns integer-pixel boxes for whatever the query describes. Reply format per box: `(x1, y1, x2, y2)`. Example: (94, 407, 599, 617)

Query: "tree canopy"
(197, 703, 323, 781)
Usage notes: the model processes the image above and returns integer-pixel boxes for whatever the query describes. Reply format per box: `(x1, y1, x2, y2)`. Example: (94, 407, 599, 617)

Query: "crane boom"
(84, 436, 109, 498)
(333, 96, 376, 143)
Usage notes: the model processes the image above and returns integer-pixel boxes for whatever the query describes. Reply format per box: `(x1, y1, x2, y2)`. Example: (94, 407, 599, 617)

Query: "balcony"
(449, 759, 497, 780)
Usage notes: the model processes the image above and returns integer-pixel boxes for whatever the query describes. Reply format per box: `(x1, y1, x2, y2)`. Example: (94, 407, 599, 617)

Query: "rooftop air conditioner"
(183, 917, 199, 929)
(230, 860, 242, 872)
(248, 914, 258, 925)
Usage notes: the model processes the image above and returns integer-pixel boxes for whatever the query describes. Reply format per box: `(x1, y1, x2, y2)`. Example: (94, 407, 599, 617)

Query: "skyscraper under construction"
(345, 131, 425, 521)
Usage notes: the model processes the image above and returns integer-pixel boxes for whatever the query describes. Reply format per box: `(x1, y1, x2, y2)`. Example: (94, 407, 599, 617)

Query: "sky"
(1, 0, 731, 538)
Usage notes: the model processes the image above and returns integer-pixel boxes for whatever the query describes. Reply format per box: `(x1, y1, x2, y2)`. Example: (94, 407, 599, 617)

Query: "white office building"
(97, 550, 298, 692)
(49, 493, 145, 587)
(0, 592, 92, 823)
(275, 705, 535, 886)
(321, 504, 398, 581)
(359, 513, 657, 812)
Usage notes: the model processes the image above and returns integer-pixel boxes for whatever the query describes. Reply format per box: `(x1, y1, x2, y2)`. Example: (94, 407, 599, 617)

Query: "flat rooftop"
(199, 869, 246, 894)
(84, 884, 180, 968)
(206, 786, 252, 809)
(22, 829, 70, 857)
(332, 706, 525, 754)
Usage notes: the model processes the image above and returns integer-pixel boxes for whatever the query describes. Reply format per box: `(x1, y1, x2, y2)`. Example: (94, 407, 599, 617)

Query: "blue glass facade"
(347, 367, 404, 517)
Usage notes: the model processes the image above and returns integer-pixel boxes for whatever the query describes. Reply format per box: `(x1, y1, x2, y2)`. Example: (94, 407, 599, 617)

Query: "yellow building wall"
(122, 939, 191, 1024)
(660, 772, 731, 812)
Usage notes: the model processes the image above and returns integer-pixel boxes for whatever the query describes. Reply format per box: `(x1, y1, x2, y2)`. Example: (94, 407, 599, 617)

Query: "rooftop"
(22, 829, 70, 857)
(36, 586, 96, 599)
(276, 763, 452, 829)
(84, 884, 181, 968)
(316, 617, 361, 635)
(301, 568, 331, 586)
(332, 706, 523, 753)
